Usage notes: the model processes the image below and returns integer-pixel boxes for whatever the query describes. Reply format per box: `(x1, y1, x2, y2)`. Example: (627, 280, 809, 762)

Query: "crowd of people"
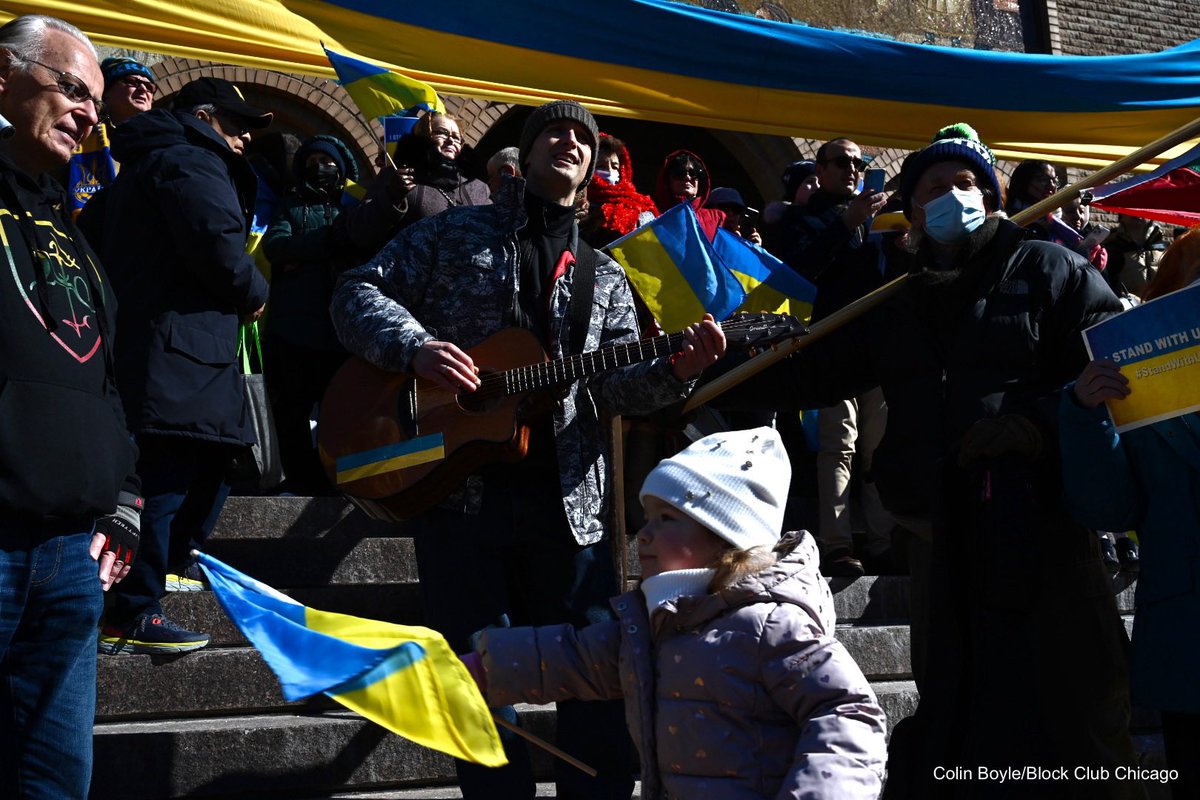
(0, 11, 1196, 800)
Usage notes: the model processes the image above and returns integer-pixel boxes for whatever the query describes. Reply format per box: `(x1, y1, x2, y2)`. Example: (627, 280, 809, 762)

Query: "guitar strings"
(465, 316, 789, 402)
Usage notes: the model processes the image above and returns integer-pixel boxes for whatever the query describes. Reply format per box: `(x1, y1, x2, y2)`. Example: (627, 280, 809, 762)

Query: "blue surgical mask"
(595, 167, 619, 184)
(921, 186, 987, 244)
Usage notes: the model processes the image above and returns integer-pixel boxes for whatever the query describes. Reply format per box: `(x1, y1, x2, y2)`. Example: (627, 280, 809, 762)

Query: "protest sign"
(1083, 283, 1200, 431)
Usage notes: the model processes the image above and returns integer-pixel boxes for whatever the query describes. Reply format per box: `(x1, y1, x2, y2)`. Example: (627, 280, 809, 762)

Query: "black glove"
(94, 491, 142, 566)
(957, 414, 1044, 468)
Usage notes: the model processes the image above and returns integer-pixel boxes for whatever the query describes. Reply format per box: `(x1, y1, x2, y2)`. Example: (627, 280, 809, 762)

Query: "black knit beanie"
(900, 123, 1001, 219)
(518, 100, 600, 185)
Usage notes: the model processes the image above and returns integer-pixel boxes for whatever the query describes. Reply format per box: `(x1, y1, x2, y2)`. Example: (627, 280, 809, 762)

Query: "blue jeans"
(110, 435, 233, 622)
(414, 465, 634, 800)
(0, 525, 104, 798)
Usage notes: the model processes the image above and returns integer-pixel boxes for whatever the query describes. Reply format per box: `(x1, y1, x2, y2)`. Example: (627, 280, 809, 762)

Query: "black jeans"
(413, 465, 634, 799)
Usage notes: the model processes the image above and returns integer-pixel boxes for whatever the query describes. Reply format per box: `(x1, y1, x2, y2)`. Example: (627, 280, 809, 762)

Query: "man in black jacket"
(720, 127, 1142, 799)
(0, 14, 141, 798)
(82, 77, 270, 656)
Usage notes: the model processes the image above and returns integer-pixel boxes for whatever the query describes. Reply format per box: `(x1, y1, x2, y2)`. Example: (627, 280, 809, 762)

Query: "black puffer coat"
(80, 109, 269, 445)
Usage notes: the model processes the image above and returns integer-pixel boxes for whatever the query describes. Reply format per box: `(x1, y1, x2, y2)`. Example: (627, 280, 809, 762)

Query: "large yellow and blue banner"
(1083, 283, 1200, 432)
(607, 203, 746, 333)
(7, 1, 1200, 166)
(196, 552, 506, 767)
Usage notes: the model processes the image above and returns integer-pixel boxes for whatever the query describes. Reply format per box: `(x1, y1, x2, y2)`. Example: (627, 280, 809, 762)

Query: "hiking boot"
(165, 561, 209, 593)
(98, 612, 210, 655)
(822, 550, 865, 578)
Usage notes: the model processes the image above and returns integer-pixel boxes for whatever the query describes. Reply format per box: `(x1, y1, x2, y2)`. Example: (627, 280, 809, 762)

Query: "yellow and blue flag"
(607, 203, 746, 333)
(196, 552, 506, 767)
(713, 228, 816, 325)
(323, 45, 444, 121)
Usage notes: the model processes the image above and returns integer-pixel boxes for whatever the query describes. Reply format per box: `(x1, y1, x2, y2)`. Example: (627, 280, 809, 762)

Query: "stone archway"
(148, 58, 380, 177)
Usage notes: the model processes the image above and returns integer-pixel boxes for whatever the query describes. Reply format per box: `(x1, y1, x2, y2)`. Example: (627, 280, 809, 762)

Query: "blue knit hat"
(100, 57, 155, 93)
(900, 123, 1000, 219)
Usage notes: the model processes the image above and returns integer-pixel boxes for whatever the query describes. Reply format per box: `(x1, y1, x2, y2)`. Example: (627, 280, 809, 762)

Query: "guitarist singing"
(330, 101, 725, 800)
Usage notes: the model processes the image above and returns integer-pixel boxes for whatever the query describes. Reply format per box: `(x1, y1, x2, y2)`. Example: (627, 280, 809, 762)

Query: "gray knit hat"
(518, 100, 600, 185)
(900, 123, 1000, 219)
(640, 427, 791, 552)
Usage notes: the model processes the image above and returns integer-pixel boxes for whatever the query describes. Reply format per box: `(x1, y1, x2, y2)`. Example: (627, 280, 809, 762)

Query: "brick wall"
(1051, 0, 1200, 54)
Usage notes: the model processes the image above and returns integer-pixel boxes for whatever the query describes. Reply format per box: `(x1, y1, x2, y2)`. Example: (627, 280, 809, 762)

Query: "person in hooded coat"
(261, 134, 360, 495)
(652, 148, 724, 240)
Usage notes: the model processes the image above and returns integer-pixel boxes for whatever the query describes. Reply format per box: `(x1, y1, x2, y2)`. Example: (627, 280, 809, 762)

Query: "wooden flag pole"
(683, 274, 910, 414)
(1011, 115, 1200, 226)
(493, 716, 598, 777)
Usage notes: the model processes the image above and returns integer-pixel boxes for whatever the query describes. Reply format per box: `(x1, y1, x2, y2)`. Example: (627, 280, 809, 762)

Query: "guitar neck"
(501, 330, 688, 396)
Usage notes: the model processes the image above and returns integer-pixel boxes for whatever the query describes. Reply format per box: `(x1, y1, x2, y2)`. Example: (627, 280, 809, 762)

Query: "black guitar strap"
(567, 232, 596, 358)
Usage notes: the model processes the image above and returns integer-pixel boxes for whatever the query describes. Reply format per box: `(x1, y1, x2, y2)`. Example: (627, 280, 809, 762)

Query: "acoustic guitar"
(318, 313, 805, 521)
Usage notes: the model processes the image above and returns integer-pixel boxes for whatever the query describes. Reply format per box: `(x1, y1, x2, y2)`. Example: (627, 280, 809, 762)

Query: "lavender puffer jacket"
(480, 531, 888, 799)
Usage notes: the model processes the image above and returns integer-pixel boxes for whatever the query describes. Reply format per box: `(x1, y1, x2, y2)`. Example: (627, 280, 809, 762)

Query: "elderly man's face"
(911, 160, 982, 236)
(0, 29, 102, 175)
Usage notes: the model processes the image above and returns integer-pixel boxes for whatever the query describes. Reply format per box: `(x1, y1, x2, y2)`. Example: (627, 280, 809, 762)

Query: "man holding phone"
(774, 138, 896, 576)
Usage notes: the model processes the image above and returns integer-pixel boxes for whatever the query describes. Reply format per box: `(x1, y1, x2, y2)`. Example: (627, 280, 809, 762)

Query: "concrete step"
(96, 624, 922, 720)
(92, 705, 563, 800)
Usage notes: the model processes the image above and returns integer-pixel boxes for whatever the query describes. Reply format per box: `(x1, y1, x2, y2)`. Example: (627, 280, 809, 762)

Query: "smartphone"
(863, 168, 886, 194)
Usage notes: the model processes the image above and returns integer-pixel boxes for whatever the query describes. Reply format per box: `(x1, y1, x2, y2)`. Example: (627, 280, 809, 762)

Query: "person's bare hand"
(1073, 359, 1129, 408)
(412, 340, 481, 391)
(246, 303, 266, 323)
(843, 191, 887, 230)
(672, 314, 726, 381)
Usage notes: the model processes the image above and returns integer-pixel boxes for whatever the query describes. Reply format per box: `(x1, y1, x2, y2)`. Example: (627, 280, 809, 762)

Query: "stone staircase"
(92, 496, 1160, 799)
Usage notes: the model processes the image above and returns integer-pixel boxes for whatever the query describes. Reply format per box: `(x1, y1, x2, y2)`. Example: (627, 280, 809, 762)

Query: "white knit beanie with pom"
(639, 427, 791, 551)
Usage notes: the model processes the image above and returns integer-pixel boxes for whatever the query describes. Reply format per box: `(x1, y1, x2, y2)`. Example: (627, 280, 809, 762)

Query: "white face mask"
(920, 186, 987, 244)
(594, 167, 619, 184)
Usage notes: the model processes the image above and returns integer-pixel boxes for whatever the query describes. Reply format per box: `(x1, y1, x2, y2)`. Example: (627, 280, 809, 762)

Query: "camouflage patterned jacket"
(330, 178, 692, 544)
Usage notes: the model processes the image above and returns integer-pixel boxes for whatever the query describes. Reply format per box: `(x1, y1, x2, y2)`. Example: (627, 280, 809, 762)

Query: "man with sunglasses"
(68, 57, 156, 215)
(81, 76, 271, 658)
(0, 15, 142, 798)
(777, 138, 895, 577)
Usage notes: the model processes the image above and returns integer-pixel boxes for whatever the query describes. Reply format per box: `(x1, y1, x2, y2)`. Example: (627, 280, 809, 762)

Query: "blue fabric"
(0, 527, 104, 798)
(1059, 397, 1200, 712)
(413, 469, 633, 799)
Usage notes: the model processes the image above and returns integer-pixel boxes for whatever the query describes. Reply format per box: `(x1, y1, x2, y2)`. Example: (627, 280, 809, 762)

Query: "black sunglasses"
(669, 165, 704, 180)
(821, 154, 867, 172)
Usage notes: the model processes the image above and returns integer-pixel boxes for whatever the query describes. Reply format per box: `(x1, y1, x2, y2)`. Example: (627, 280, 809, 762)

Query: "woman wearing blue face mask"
(714, 123, 1139, 799)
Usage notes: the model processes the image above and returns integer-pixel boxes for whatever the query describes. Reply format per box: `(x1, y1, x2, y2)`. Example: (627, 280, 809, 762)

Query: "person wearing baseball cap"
(331, 98, 725, 798)
(81, 75, 271, 661)
(711, 122, 1141, 796)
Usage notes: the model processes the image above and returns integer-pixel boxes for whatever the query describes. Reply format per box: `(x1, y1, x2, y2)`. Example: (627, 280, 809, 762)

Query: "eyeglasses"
(21, 57, 106, 119)
(430, 129, 462, 144)
(821, 154, 867, 172)
(120, 76, 158, 96)
(670, 166, 704, 180)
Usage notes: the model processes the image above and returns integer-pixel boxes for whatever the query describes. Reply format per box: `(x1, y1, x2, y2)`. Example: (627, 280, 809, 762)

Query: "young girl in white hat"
(463, 427, 887, 798)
